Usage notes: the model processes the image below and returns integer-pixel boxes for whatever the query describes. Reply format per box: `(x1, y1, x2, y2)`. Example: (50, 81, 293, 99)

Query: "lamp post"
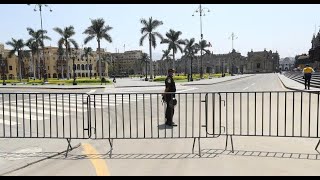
(29, 4, 52, 83)
(0, 54, 6, 85)
(192, 4, 210, 79)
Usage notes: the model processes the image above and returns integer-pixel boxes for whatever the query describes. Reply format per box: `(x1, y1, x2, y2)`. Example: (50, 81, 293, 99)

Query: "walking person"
(163, 68, 177, 126)
(303, 64, 315, 90)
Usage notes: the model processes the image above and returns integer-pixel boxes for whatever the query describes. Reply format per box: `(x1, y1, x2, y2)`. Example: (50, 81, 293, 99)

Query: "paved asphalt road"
(2, 74, 320, 176)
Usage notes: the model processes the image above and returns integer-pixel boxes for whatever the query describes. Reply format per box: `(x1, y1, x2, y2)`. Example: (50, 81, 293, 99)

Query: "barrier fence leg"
(225, 135, 234, 153)
(107, 139, 113, 158)
(191, 138, 201, 157)
(65, 138, 73, 158)
(315, 139, 320, 154)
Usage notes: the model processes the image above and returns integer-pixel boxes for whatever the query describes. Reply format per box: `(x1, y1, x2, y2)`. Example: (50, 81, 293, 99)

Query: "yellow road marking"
(82, 143, 110, 176)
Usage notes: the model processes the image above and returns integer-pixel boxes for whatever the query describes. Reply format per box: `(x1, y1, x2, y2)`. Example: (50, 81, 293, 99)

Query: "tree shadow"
(158, 124, 174, 130)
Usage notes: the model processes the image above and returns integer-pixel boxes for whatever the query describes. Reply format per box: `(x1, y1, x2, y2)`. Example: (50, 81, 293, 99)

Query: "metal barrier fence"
(1, 91, 320, 157)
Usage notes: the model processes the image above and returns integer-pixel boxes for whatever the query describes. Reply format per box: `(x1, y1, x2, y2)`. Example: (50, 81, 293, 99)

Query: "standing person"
(303, 64, 315, 90)
(163, 68, 177, 126)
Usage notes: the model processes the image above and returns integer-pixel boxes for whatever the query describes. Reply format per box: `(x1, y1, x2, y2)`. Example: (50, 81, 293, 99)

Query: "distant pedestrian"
(162, 68, 177, 126)
(303, 64, 315, 90)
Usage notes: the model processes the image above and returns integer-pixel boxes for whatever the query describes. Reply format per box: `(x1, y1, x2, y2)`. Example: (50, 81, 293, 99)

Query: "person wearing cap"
(163, 68, 177, 126)
(303, 64, 315, 90)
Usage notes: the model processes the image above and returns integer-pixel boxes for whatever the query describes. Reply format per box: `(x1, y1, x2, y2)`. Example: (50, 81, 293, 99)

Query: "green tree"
(6, 38, 25, 82)
(139, 17, 164, 80)
(81, 47, 94, 79)
(83, 18, 112, 80)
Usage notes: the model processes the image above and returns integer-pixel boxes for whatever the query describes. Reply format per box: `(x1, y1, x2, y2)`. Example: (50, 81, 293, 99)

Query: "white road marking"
(87, 90, 96, 94)
(243, 87, 249, 90)
(0, 120, 20, 126)
(176, 87, 198, 93)
(251, 83, 255, 86)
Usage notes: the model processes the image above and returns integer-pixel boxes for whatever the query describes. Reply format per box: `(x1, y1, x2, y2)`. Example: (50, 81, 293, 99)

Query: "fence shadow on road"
(1, 148, 319, 161)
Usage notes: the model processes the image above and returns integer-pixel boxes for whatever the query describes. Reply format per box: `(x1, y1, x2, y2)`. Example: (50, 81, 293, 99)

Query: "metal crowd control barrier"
(1, 91, 320, 157)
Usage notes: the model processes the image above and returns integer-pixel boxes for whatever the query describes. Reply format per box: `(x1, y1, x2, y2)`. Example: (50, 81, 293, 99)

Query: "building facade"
(279, 57, 295, 71)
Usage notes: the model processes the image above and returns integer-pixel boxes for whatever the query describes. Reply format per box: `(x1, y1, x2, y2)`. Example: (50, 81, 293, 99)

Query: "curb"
(0, 86, 106, 90)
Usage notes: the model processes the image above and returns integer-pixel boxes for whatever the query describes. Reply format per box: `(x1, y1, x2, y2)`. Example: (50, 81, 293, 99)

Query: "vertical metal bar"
(130, 94, 132, 138)
(29, 94, 32, 137)
(16, 94, 18, 137)
(226, 93, 228, 135)
(143, 94, 145, 138)
(122, 94, 125, 138)
(94, 95, 97, 139)
(172, 93, 174, 138)
(317, 92, 319, 138)
(186, 93, 188, 138)
(136, 94, 138, 138)
(247, 92, 249, 135)
(49, 94, 52, 138)
(308, 92, 311, 137)
(300, 92, 303, 137)
(192, 94, 194, 137)
(269, 92, 271, 136)
(213, 93, 215, 136)
(2, 94, 5, 137)
(82, 94, 84, 138)
(150, 94, 153, 138)
(56, 94, 58, 138)
(277, 92, 279, 136)
(240, 93, 242, 136)
(199, 93, 201, 138)
(22, 94, 25, 137)
(262, 92, 264, 136)
(285, 92, 287, 136)
(115, 94, 117, 138)
(292, 92, 294, 137)
(254, 92, 256, 136)
(43, 94, 45, 138)
(101, 94, 104, 139)
(76, 94, 78, 138)
(62, 94, 65, 138)
(233, 92, 235, 135)
(108, 94, 111, 138)
(156, 94, 159, 138)
(69, 94, 72, 138)
(35, 94, 38, 137)
(178, 93, 181, 138)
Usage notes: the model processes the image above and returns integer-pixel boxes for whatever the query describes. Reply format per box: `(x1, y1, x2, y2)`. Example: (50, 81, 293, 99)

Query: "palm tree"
(195, 39, 211, 79)
(83, 18, 112, 80)
(53, 26, 79, 80)
(6, 38, 25, 82)
(26, 28, 51, 79)
(81, 47, 94, 79)
(25, 39, 38, 80)
(161, 49, 172, 75)
(57, 44, 65, 79)
(139, 17, 164, 80)
(140, 53, 150, 81)
(184, 38, 199, 81)
(161, 29, 185, 69)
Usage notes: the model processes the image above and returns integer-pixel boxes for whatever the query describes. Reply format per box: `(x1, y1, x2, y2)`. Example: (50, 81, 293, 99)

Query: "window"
(9, 66, 12, 70)
(257, 63, 261, 69)
(48, 66, 49, 70)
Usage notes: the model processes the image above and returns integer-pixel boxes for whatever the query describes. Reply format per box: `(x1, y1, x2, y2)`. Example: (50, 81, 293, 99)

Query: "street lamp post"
(29, 4, 52, 83)
(193, 4, 210, 79)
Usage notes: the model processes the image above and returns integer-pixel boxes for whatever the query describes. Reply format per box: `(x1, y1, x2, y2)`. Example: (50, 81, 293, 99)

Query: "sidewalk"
(277, 74, 320, 91)
(0, 74, 255, 89)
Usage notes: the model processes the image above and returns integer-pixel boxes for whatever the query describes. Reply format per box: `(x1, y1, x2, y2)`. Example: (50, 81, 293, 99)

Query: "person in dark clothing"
(163, 68, 177, 126)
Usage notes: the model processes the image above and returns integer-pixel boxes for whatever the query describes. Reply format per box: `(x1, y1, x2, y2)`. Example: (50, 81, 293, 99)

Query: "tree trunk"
(18, 52, 22, 82)
(37, 51, 41, 79)
(149, 34, 153, 79)
(190, 56, 193, 81)
(172, 52, 175, 70)
(98, 40, 102, 80)
(65, 41, 70, 80)
(87, 56, 89, 79)
(32, 54, 36, 80)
